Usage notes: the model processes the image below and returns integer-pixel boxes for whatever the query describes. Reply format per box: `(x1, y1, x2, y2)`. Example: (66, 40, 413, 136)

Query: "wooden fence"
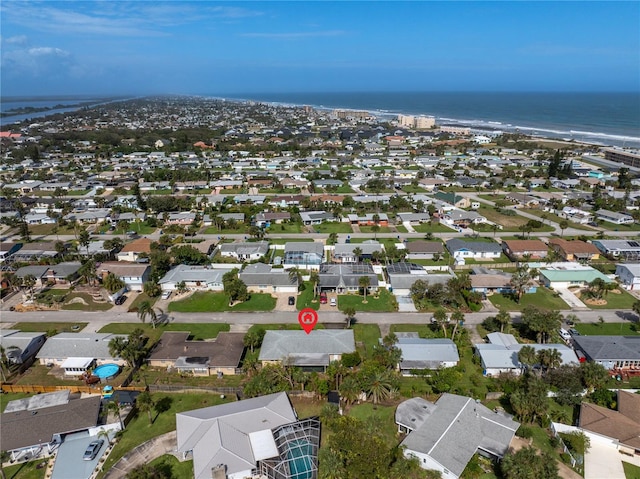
(0, 384, 145, 394)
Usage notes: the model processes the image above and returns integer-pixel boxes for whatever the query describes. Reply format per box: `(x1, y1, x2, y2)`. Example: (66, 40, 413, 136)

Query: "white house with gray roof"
(0, 330, 46, 365)
(218, 241, 269, 261)
(239, 263, 298, 293)
(283, 242, 324, 270)
(394, 333, 459, 375)
(259, 330, 355, 371)
(176, 392, 320, 479)
(398, 394, 519, 479)
(446, 239, 502, 260)
(36, 332, 126, 375)
(159, 265, 233, 292)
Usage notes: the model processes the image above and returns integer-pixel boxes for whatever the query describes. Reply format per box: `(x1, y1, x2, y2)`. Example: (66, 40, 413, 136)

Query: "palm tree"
(358, 276, 371, 303)
(338, 375, 361, 412)
(450, 309, 464, 338)
(0, 450, 10, 479)
(137, 300, 162, 328)
(309, 270, 320, 299)
(106, 400, 124, 431)
(136, 391, 155, 425)
(288, 267, 303, 291)
(21, 274, 37, 299)
(0, 346, 10, 382)
(496, 308, 511, 333)
(365, 370, 393, 405)
(343, 307, 356, 327)
(97, 427, 112, 446)
(352, 247, 363, 262)
(432, 307, 449, 337)
(559, 219, 569, 237)
(517, 345, 536, 374)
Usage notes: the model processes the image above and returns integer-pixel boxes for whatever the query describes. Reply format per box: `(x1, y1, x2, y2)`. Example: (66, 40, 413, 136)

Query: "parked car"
(83, 440, 104, 461)
(559, 328, 571, 341)
(320, 292, 327, 304)
(288, 296, 295, 305)
(161, 291, 172, 300)
(569, 328, 580, 336)
(330, 298, 337, 307)
(115, 295, 127, 305)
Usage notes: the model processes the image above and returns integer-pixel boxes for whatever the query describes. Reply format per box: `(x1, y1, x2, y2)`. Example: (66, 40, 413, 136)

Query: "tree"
(78, 258, 98, 286)
(309, 270, 320, 298)
(510, 375, 549, 423)
(364, 370, 394, 405)
(633, 300, 640, 320)
(517, 345, 537, 373)
(288, 267, 303, 291)
(509, 265, 534, 303)
(521, 306, 562, 344)
(21, 274, 37, 298)
(103, 273, 126, 293)
(338, 375, 361, 411)
(105, 401, 124, 431)
(136, 391, 155, 425)
(0, 450, 10, 479)
(432, 307, 449, 337)
(176, 280, 188, 294)
(244, 327, 266, 352)
(501, 446, 560, 479)
(248, 225, 265, 240)
(496, 308, 511, 333)
(450, 309, 464, 338)
(580, 361, 609, 392)
(559, 219, 569, 237)
(343, 306, 356, 327)
(536, 348, 562, 375)
(78, 229, 91, 256)
(358, 276, 371, 303)
(352, 247, 363, 262)
(137, 300, 163, 328)
(108, 328, 147, 368)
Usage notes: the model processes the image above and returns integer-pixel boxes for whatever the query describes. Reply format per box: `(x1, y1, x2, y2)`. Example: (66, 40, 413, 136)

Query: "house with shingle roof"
(397, 393, 519, 479)
(318, 263, 378, 293)
(99, 261, 150, 291)
(445, 239, 502, 260)
(571, 335, 640, 371)
(159, 265, 233, 292)
(218, 241, 269, 261)
(394, 333, 459, 375)
(116, 238, 152, 262)
(501, 239, 548, 260)
(239, 263, 298, 293)
(259, 330, 355, 371)
(548, 238, 600, 262)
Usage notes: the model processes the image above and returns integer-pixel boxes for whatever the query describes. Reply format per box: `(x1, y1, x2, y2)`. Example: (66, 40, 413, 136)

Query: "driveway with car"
(51, 431, 108, 479)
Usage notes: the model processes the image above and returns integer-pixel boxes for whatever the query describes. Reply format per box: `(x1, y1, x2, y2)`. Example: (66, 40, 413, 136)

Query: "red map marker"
(298, 308, 319, 334)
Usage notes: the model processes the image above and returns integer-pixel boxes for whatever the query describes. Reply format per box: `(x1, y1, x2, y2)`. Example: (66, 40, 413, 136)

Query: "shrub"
(516, 425, 533, 439)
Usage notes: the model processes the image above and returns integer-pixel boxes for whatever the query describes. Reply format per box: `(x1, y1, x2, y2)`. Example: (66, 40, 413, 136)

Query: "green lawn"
(352, 324, 381, 357)
(488, 287, 569, 311)
(623, 461, 640, 479)
(267, 222, 304, 234)
(98, 393, 234, 479)
(61, 292, 113, 311)
(391, 324, 443, 338)
(338, 289, 397, 312)
(99, 322, 230, 343)
(413, 223, 458, 233)
(584, 289, 639, 310)
(168, 292, 276, 312)
(521, 208, 592, 230)
(203, 226, 248, 234)
(395, 225, 408, 233)
(348, 403, 397, 447)
(145, 189, 173, 195)
(148, 455, 194, 479)
(574, 322, 639, 336)
(297, 282, 320, 311)
(3, 460, 46, 479)
(11, 322, 88, 333)
(359, 225, 392, 234)
(312, 222, 353, 234)
(127, 292, 157, 312)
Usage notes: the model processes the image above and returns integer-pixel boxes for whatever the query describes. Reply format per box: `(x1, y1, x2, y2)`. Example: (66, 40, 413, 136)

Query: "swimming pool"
(93, 363, 120, 379)
(286, 440, 314, 479)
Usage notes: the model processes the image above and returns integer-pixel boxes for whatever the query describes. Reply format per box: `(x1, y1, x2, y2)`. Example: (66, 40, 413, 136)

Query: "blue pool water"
(93, 364, 120, 379)
(287, 440, 313, 479)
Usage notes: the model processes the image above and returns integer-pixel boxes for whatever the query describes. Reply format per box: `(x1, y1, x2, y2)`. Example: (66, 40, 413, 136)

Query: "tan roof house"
(548, 238, 600, 262)
(116, 238, 152, 262)
(501, 239, 548, 260)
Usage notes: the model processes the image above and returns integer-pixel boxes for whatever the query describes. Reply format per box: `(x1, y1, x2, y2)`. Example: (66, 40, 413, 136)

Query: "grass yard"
(352, 324, 381, 357)
(203, 226, 248, 234)
(395, 225, 408, 233)
(145, 189, 173, 195)
(604, 222, 640, 232)
(313, 222, 353, 234)
(98, 393, 234, 479)
(476, 205, 533, 231)
(148, 455, 194, 479)
(623, 461, 640, 479)
(338, 289, 397, 312)
(574, 322, 639, 336)
(27, 224, 77, 235)
(99, 322, 230, 343)
(521, 208, 592, 230)
(583, 289, 639, 310)
(61, 292, 113, 311)
(267, 222, 304, 234)
(127, 292, 157, 312)
(11, 321, 88, 333)
(413, 223, 458, 233)
(488, 287, 569, 311)
(267, 238, 314, 245)
(3, 460, 46, 479)
(297, 282, 320, 310)
(168, 292, 276, 312)
(348, 403, 398, 446)
(391, 324, 443, 338)
(359, 225, 392, 234)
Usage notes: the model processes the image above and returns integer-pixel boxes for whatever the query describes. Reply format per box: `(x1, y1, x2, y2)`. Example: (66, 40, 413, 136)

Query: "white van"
(559, 328, 571, 341)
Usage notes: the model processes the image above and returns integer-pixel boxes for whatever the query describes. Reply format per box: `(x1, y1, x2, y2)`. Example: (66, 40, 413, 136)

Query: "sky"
(1, 1, 639, 96)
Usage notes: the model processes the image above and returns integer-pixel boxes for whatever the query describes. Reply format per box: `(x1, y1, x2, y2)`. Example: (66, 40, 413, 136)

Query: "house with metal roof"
(595, 209, 635, 225)
(259, 330, 355, 371)
(394, 333, 459, 375)
(332, 241, 383, 263)
(615, 263, 640, 291)
(0, 329, 46, 366)
(475, 332, 578, 377)
(592, 239, 640, 261)
(318, 263, 378, 293)
(159, 265, 233, 292)
(397, 393, 519, 479)
(239, 263, 298, 293)
(36, 332, 127, 375)
(538, 264, 613, 289)
(218, 241, 270, 261)
(572, 336, 640, 371)
(176, 392, 320, 479)
(445, 239, 502, 260)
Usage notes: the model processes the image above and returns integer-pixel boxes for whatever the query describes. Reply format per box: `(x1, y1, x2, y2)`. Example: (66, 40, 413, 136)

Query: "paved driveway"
(556, 288, 588, 309)
(51, 432, 107, 479)
(584, 432, 626, 479)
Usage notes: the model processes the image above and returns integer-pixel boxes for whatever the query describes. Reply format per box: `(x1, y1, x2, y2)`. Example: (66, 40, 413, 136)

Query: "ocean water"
(218, 92, 640, 148)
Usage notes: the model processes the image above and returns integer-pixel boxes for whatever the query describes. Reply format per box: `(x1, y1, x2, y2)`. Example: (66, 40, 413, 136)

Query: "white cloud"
(4, 35, 28, 45)
(28, 47, 70, 57)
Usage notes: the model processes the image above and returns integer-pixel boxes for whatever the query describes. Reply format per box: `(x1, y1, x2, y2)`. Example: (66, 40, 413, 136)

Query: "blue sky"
(1, 1, 638, 96)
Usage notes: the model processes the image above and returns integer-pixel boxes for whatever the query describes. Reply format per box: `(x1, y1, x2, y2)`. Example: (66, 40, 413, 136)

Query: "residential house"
(1, 392, 102, 462)
(0, 330, 46, 365)
(147, 331, 245, 376)
(36, 332, 127, 376)
(165, 212, 197, 225)
(318, 263, 378, 293)
(501, 239, 548, 261)
(253, 212, 291, 228)
(434, 192, 470, 209)
(394, 333, 459, 375)
(445, 239, 502, 261)
(0, 242, 22, 263)
(10, 242, 59, 262)
(99, 261, 151, 292)
(397, 393, 519, 479)
(579, 390, 640, 457)
(595, 209, 635, 225)
(396, 212, 431, 224)
(441, 209, 486, 228)
(64, 209, 111, 224)
(332, 241, 383, 263)
(470, 267, 537, 296)
(505, 192, 540, 208)
(283, 242, 324, 270)
(592, 239, 640, 261)
(176, 392, 320, 479)
(259, 330, 355, 371)
(15, 265, 49, 288)
(538, 264, 613, 289)
(239, 263, 298, 294)
(346, 213, 389, 226)
(159, 265, 233, 292)
(405, 241, 445, 260)
(299, 211, 336, 225)
(548, 238, 600, 262)
(560, 206, 594, 224)
(218, 241, 270, 261)
(475, 332, 579, 377)
(42, 261, 82, 284)
(116, 238, 152, 262)
(386, 262, 455, 296)
(572, 336, 640, 371)
(615, 263, 640, 291)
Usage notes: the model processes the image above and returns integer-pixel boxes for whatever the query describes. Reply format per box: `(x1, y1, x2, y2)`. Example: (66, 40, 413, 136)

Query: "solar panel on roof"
(628, 241, 639, 247)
